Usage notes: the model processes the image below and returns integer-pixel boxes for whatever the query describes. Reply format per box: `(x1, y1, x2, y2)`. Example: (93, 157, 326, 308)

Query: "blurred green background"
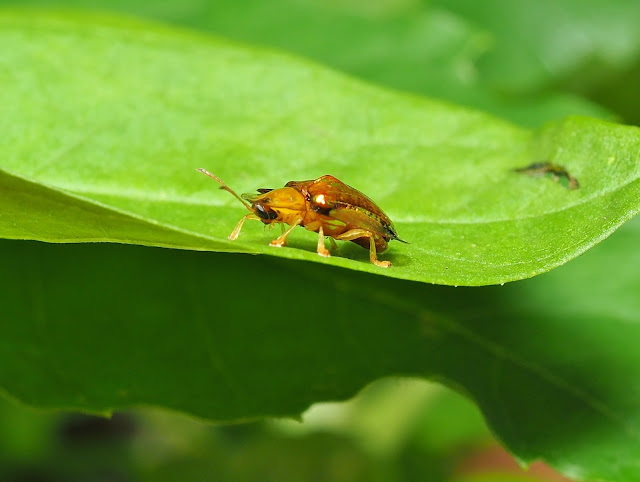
(2, 379, 565, 481)
(2, 0, 639, 480)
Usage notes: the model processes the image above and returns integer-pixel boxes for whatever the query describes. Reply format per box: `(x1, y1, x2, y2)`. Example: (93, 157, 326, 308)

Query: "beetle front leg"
(229, 213, 259, 240)
(270, 218, 302, 247)
(334, 229, 391, 268)
(316, 226, 331, 258)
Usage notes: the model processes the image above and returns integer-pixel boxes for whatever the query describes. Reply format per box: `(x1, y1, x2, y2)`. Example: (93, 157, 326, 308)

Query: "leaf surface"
(1, 11, 639, 285)
(0, 0, 616, 126)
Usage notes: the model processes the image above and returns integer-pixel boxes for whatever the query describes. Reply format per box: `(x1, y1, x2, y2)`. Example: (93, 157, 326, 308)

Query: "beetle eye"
(255, 204, 278, 220)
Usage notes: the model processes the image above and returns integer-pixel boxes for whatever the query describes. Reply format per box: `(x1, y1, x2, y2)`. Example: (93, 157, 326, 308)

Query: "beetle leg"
(316, 226, 330, 258)
(328, 237, 338, 251)
(367, 236, 391, 268)
(229, 213, 259, 240)
(303, 221, 333, 256)
(270, 217, 302, 247)
(334, 229, 391, 268)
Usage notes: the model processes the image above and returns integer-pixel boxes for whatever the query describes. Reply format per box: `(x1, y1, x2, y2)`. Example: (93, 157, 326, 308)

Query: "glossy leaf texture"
(1, 11, 639, 285)
(2, 215, 640, 482)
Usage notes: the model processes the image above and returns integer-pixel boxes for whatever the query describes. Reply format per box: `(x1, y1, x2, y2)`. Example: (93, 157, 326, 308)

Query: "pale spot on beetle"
(315, 194, 327, 205)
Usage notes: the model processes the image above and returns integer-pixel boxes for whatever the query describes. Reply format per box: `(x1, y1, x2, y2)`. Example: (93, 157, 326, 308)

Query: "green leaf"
(3, 9, 640, 481)
(0, 0, 616, 126)
(432, 0, 640, 93)
(1, 11, 639, 285)
(2, 216, 640, 481)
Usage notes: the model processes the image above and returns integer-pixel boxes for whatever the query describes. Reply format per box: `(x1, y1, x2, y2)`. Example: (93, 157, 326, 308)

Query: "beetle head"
(242, 187, 307, 225)
(253, 202, 279, 223)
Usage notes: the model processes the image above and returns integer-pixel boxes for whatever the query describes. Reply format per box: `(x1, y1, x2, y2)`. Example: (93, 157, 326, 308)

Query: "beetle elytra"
(198, 169, 406, 268)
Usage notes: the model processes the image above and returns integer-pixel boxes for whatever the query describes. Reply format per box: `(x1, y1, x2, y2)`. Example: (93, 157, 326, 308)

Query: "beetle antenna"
(197, 168, 253, 212)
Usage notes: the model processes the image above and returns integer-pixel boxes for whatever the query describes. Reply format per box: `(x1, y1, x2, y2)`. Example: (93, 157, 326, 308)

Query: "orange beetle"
(198, 169, 406, 267)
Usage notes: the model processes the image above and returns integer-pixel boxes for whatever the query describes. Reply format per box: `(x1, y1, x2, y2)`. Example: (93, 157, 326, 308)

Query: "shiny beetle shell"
(198, 170, 406, 268)
(283, 175, 403, 252)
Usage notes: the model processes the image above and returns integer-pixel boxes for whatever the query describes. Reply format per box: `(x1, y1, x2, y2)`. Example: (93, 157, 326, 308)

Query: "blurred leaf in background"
(431, 0, 640, 125)
(3, 380, 570, 482)
(2, 214, 639, 480)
